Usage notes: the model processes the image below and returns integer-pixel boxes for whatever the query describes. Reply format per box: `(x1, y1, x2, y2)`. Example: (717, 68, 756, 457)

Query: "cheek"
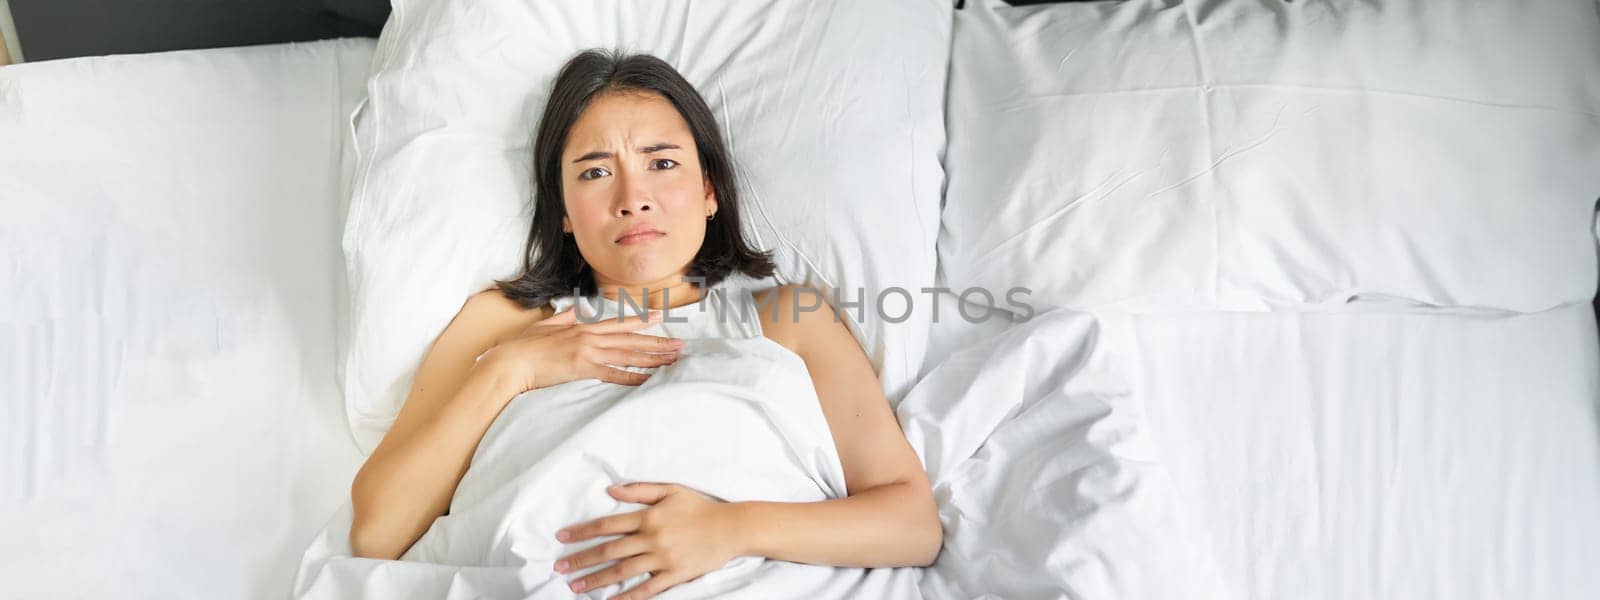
(564, 194, 607, 233)
(662, 176, 709, 212)
(673, 219, 707, 254)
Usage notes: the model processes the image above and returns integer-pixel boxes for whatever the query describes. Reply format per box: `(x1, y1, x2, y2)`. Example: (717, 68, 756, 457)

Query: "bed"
(0, 38, 375, 597)
(4, 1, 1598, 599)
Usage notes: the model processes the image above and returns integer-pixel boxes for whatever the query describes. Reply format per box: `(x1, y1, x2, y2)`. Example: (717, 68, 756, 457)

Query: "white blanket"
(900, 307, 1229, 600)
(293, 335, 924, 599)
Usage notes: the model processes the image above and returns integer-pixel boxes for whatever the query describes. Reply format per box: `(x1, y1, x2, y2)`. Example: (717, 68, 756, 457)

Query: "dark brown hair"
(494, 49, 775, 309)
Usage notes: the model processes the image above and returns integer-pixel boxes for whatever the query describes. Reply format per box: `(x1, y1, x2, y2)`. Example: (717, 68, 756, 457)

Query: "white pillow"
(943, 0, 1600, 313)
(0, 39, 374, 597)
(341, 1, 951, 453)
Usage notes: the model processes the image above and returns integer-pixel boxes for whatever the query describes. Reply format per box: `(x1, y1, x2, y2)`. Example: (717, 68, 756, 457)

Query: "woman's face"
(560, 90, 717, 290)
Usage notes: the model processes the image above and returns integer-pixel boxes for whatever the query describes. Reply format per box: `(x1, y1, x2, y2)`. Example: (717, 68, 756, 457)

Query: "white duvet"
(293, 335, 923, 599)
(294, 301, 1232, 599)
(899, 307, 1228, 600)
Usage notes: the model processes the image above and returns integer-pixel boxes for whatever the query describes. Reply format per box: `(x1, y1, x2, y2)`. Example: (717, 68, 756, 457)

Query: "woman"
(346, 49, 941, 598)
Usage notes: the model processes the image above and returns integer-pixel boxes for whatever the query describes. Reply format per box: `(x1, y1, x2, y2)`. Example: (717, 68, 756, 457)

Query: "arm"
(731, 285, 942, 567)
(351, 292, 677, 560)
(347, 291, 534, 560)
(350, 367, 519, 559)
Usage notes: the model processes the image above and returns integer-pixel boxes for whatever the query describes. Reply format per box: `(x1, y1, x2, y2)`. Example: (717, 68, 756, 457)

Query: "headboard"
(8, 0, 389, 62)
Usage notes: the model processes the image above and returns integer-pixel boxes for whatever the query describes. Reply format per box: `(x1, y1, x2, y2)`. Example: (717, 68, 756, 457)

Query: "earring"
(707, 212, 716, 221)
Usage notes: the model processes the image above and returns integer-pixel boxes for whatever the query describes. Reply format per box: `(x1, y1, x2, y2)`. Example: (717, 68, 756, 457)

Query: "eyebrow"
(570, 143, 682, 164)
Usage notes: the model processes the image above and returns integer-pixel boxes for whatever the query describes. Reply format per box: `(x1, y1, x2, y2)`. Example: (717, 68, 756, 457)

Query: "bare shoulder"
(750, 284, 851, 358)
(457, 287, 554, 346)
(377, 287, 555, 457)
(463, 287, 553, 319)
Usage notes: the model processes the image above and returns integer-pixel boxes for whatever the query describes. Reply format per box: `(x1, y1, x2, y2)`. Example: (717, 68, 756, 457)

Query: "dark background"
(9, 0, 389, 61)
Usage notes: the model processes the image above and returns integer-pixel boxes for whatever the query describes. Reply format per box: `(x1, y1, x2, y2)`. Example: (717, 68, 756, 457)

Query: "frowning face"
(560, 90, 718, 291)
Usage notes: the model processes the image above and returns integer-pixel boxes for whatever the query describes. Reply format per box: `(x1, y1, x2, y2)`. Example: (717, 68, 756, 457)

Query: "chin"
(610, 257, 690, 286)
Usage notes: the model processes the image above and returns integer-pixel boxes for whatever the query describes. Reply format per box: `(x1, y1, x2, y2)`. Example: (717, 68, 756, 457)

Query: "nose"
(611, 170, 654, 217)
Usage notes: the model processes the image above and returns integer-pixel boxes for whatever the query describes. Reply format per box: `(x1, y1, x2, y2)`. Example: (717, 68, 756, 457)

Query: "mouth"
(614, 227, 665, 245)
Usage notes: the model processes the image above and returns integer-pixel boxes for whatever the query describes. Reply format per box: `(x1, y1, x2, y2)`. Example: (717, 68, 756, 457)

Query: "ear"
(562, 215, 572, 233)
(703, 174, 718, 216)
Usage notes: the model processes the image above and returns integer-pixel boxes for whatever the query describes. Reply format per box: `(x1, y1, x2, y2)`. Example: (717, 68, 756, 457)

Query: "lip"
(614, 225, 665, 245)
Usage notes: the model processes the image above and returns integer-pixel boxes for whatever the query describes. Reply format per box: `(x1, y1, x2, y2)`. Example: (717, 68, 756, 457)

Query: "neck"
(592, 274, 705, 310)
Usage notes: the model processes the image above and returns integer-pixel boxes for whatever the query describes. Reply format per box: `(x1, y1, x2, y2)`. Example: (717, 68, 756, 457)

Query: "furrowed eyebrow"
(569, 143, 681, 164)
(572, 151, 612, 164)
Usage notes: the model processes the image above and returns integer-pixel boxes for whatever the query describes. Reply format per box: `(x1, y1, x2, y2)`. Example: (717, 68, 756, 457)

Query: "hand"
(553, 483, 745, 600)
(475, 306, 683, 394)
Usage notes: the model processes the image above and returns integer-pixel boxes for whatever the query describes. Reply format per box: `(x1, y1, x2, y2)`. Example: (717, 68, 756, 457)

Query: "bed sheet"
(921, 293, 1600, 598)
(0, 39, 374, 598)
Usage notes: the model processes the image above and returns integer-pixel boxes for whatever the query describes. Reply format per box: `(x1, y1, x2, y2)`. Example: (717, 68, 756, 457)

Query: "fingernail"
(554, 560, 568, 572)
(555, 530, 570, 542)
(670, 338, 684, 347)
(571, 580, 587, 592)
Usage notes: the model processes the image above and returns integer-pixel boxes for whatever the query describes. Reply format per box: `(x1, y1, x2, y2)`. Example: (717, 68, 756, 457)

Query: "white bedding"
(296, 331, 921, 599)
(942, 0, 1600, 314)
(900, 307, 1229, 599)
(296, 299, 1229, 600)
(4, 17, 1597, 600)
(0, 39, 375, 598)
(1110, 302, 1600, 599)
(917, 291, 1600, 599)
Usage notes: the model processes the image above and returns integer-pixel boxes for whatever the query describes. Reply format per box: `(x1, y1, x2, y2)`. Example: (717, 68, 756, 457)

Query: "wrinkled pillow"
(943, 0, 1600, 313)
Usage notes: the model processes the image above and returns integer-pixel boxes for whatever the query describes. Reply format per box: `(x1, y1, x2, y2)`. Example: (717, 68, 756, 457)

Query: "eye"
(650, 158, 679, 170)
(578, 166, 610, 181)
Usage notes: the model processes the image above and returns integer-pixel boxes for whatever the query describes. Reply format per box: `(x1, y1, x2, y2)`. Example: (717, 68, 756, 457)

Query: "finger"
(592, 348, 679, 369)
(591, 332, 684, 353)
(615, 569, 688, 600)
(582, 364, 653, 386)
(570, 555, 660, 595)
(608, 483, 676, 505)
(555, 535, 650, 574)
(558, 511, 645, 543)
(541, 306, 580, 325)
